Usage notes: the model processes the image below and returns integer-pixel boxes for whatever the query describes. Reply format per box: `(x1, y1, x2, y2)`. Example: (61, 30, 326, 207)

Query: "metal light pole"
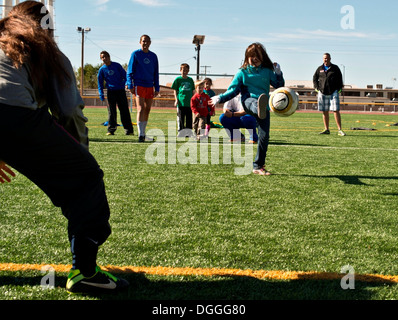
(340, 64, 346, 102)
(193, 35, 205, 81)
(340, 64, 346, 85)
(77, 27, 91, 96)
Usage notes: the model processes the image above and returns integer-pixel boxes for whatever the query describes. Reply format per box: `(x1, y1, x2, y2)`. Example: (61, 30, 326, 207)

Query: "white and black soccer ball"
(269, 87, 299, 117)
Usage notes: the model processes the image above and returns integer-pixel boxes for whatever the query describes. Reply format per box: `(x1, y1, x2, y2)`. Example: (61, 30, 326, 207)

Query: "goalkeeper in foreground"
(0, 1, 128, 294)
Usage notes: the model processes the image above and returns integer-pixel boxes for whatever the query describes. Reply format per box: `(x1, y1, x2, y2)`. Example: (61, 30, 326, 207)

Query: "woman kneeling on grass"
(209, 43, 285, 176)
(0, 1, 128, 294)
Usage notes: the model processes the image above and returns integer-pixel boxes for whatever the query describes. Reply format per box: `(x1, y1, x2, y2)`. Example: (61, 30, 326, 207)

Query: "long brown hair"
(241, 43, 274, 70)
(0, 1, 70, 101)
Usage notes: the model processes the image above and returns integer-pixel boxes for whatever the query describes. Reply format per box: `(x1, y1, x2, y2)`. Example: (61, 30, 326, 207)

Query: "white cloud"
(269, 29, 396, 42)
(91, 0, 110, 5)
(131, 0, 172, 7)
(88, 0, 110, 12)
(155, 36, 193, 45)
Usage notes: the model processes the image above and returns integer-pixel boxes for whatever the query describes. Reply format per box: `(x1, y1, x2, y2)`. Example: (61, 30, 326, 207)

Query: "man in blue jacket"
(98, 51, 134, 136)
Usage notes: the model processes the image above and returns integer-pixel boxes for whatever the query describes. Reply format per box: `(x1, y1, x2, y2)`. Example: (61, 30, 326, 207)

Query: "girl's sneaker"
(257, 94, 268, 120)
(66, 266, 129, 294)
(252, 167, 271, 176)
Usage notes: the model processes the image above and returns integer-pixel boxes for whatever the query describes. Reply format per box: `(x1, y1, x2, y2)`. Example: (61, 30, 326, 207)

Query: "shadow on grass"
(347, 134, 398, 138)
(119, 272, 395, 300)
(0, 271, 395, 300)
(90, 138, 142, 144)
(282, 173, 398, 186)
(269, 140, 327, 147)
(89, 137, 327, 148)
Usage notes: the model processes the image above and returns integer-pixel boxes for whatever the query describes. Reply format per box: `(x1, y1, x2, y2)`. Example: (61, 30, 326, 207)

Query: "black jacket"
(313, 64, 343, 95)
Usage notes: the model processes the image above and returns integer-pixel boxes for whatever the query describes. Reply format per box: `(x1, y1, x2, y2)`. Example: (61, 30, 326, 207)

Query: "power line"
(162, 56, 196, 69)
(85, 36, 128, 64)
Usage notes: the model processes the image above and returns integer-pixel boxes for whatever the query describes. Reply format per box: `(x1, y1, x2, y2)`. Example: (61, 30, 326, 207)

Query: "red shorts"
(133, 86, 154, 99)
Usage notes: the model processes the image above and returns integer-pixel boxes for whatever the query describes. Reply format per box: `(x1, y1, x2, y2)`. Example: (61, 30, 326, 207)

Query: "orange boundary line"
(1, 263, 398, 284)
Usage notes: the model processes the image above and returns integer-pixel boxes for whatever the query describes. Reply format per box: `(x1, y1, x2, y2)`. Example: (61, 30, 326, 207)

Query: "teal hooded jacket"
(219, 65, 285, 107)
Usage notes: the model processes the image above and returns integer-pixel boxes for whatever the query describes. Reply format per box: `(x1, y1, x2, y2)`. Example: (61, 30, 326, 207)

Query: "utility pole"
(201, 66, 211, 77)
(195, 45, 200, 81)
(77, 27, 91, 96)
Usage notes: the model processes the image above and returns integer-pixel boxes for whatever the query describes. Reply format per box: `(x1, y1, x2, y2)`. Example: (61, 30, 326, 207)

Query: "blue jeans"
(219, 113, 258, 142)
(242, 97, 271, 170)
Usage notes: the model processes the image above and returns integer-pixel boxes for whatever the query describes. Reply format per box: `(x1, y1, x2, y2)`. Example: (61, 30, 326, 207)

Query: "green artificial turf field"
(1, 107, 397, 301)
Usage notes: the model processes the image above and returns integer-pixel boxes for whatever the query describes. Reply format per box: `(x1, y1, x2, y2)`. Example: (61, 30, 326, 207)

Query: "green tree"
(75, 63, 102, 90)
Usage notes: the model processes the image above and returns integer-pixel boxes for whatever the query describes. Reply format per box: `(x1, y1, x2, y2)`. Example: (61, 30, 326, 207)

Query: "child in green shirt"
(172, 63, 195, 137)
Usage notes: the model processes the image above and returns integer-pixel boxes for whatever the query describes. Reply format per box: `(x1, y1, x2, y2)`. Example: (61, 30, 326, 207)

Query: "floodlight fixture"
(193, 35, 205, 80)
(193, 35, 205, 46)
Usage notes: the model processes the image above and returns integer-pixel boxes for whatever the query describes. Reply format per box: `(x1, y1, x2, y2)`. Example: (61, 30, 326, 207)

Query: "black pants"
(0, 104, 111, 274)
(107, 89, 134, 134)
(177, 107, 192, 131)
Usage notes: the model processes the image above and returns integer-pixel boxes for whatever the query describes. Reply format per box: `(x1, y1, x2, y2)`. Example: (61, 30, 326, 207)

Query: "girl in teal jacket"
(210, 43, 284, 175)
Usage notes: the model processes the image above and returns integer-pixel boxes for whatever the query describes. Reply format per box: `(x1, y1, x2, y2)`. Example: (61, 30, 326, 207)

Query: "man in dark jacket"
(313, 53, 346, 136)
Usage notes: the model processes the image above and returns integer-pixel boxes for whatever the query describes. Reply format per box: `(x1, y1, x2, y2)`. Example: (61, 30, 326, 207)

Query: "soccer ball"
(269, 87, 299, 117)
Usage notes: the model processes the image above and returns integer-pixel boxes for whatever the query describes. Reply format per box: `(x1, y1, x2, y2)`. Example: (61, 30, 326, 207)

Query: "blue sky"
(52, 0, 398, 88)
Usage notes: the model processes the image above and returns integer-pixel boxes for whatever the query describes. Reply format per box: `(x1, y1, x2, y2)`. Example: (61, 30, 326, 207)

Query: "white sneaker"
(253, 167, 271, 176)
